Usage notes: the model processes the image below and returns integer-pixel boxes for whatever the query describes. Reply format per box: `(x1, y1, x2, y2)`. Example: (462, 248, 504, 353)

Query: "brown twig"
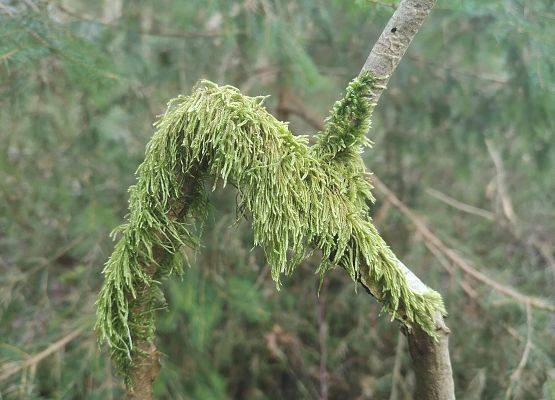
(485, 139, 517, 225)
(504, 301, 533, 399)
(485, 139, 555, 275)
(424, 240, 540, 353)
(0, 49, 19, 61)
(426, 187, 495, 221)
(389, 331, 405, 400)
(372, 175, 555, 312)
(316, 277, 329, 400)
(0, 326, 86, 382)
(424, 241, 479, 300)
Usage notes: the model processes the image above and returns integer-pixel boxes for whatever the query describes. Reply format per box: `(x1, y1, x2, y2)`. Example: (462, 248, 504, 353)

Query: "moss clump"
(96, 71, 445, 381)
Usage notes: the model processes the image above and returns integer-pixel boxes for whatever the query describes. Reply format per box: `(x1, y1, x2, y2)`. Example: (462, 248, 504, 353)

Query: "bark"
(360, 0, 436, 105)
(126, 175, 202, 399)
(358, 1, 455, 398)
(360, 261, 455, 400)
(406, 314, 455, 400)
(127, 341, 160, 400)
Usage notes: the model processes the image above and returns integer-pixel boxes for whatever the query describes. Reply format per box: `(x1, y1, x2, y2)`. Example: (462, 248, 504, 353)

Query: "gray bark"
(358, 1, 456, 399)
(360, 0, 437, 106)
(407, 314, 455, 400)
(359, 262, 455, 400)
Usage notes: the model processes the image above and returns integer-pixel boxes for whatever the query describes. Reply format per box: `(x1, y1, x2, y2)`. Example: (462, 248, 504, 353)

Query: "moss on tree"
(95, 72, 445, 383)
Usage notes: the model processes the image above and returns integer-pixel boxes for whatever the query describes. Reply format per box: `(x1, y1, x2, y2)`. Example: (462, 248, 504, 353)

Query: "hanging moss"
(95, 71, 445, 382)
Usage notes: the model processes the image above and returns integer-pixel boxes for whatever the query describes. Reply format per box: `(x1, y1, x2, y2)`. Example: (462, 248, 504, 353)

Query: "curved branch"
(373, 176, 555, 312)
(96, 1, 456, 399)
(97, 75, 446, 395)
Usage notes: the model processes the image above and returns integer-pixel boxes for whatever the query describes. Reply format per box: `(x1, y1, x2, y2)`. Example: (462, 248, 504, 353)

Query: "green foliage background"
(0, 0, 553, 399)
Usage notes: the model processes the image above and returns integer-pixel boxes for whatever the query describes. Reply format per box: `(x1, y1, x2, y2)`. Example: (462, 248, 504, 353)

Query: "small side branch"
(485, 139, 555, 276)
(373, 176, 555, 312)
(504, 302, 533, 399)
(426, 188, 496, 221)
(0, 326, 85, 382)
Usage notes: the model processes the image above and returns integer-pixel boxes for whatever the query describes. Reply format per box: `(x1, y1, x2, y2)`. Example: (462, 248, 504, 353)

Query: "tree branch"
(356, 1, 457, 398)
(0, 326, 85, 382)
(504, 301, 533, 399)
(360, 0, 437, 105)
(485, 139, 555, 276)
(99, 1, 457, 399)
(426, 188, 496, 221)
(373, 176, 555, 312)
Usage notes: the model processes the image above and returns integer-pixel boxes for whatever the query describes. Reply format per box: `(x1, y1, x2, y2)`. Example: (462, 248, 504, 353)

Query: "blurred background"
(0, 0, 554, 399)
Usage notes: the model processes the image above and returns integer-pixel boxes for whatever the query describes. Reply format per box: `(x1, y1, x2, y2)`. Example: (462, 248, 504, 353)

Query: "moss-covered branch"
(95, 72, 445, 387)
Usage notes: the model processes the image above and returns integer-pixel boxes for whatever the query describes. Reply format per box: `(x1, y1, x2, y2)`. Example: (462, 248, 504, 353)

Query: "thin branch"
(389, 331, 405, 400)
(424, 240, 540, 352)
(0, 49, 19, 61)
(426, 187, 495, 221)
(372, 176, 555, 312)
(54, 3, 233, 39)
(0, 326, 85, 382)
(360, 0, 437, 105)
(504, 302, 533, 399)
(485, 139, 555, 275)
(485, 139, 517, 225)
(409, 54, 509, 85)
(424, 241, 479, 300)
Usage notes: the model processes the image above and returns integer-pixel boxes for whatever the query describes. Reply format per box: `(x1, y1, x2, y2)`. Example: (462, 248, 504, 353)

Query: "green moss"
(95, 71, 445, 382)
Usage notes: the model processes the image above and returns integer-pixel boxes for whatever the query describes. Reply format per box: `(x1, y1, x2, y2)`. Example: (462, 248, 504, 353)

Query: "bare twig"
(316, 278, 329, 400)
(485, 139, 517, 225)
(409, 54, 509, 85)
(424, 241, 479, 300)
(504, 302, 533, 399)
(424, 240, 541, 354)
(485, 139, 555, 275)
(0, 49, 19, 61)
(372, 176, 555, 312)
(426, 187, 495, 221)
(0, 326, 85, 382)
(389, 331, 405, 400)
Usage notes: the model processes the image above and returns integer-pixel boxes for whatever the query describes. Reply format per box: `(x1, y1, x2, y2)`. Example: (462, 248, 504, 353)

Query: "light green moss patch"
(96, 72, 445, 381)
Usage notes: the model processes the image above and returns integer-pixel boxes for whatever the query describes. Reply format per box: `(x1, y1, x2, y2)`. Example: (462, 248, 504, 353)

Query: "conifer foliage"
(96, 72, 445, 382)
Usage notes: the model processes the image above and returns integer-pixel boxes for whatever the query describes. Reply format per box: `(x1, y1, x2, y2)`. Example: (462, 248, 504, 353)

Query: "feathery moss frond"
(313, 72, 376, 162)
(95, 71, 445, 383)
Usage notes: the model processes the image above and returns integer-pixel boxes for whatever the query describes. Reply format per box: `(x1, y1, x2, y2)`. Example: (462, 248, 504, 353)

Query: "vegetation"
(1, 0, 553, 399)
(96, 73, 445, 383)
